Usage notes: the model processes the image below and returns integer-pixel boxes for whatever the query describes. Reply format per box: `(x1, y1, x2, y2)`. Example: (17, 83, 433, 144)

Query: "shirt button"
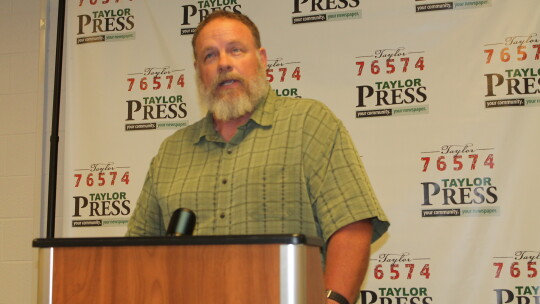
(226, 149, 233, 154)
(222, 178, 228, 184)
(219, 213, 226, 219)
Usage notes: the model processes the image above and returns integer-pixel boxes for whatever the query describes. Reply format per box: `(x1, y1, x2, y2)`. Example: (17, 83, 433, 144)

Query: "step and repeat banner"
(61, 0, 539, 303)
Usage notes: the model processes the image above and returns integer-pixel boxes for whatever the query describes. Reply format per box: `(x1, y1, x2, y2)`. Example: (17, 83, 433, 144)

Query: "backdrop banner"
(62, 0, 540, 303)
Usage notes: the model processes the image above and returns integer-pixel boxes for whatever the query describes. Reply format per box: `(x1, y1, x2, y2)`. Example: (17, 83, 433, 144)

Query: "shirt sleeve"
(126, 156, 166, 236)
(303, 102, 389, 243)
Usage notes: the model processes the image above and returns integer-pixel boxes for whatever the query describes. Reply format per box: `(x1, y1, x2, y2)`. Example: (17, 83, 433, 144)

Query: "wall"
(0, 0, 46, 302)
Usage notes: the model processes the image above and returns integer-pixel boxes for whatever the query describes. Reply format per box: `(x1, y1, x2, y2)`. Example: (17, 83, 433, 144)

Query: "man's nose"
(218, 53, 232, 73)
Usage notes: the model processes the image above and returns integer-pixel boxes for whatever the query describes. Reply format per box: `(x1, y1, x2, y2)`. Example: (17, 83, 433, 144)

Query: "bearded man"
(127, 10, 389, 304)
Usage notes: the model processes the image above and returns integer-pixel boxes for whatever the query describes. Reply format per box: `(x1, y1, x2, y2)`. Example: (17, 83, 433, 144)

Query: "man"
(127, 10, 389, 304)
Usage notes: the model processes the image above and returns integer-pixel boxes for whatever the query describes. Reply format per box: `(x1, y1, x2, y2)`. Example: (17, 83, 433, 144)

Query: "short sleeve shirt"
(127, 89, 389, 243)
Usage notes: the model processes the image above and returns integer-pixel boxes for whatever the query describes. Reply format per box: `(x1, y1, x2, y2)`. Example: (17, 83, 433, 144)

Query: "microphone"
(166, 208, 196, 236)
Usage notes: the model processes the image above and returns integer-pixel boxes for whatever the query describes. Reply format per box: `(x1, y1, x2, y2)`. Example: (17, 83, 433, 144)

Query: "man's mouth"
(218, 78, 241, 87)
(219, 79, 236, 86)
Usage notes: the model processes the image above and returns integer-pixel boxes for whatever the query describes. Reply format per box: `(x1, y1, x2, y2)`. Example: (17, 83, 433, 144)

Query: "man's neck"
(213, 112, 252, 142)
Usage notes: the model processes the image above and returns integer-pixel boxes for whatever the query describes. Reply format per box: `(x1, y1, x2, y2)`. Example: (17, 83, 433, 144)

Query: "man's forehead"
(195, 18, 255, 49)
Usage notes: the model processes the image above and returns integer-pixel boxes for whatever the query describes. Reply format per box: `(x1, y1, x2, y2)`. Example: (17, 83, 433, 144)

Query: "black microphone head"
(166, 208, 196, 236)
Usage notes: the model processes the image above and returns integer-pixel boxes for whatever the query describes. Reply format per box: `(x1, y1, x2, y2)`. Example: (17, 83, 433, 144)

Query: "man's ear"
(259, 48, 268, 67)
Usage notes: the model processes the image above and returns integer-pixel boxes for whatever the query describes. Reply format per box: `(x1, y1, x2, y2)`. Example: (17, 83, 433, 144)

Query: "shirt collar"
(195, 112, 221, 144)
(193, 87, 276, 144)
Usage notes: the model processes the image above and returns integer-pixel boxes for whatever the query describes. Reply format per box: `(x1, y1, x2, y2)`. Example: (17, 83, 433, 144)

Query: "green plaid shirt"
(127, 89, 389, 242)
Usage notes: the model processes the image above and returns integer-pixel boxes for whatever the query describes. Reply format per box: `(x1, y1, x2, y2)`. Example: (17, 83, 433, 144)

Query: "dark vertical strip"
(46, 0, 67, 239)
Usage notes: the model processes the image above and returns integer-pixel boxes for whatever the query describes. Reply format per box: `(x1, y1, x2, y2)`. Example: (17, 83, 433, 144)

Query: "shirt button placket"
(222, 144, 234, 186)
(219, 144, 234, 221)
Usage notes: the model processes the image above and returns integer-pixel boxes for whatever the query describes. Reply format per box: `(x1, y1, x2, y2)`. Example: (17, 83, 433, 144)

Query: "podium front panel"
(34, 235, 325, 304)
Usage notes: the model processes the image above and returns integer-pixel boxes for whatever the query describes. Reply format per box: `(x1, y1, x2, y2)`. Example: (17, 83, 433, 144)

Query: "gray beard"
(196, 64, 269, 121)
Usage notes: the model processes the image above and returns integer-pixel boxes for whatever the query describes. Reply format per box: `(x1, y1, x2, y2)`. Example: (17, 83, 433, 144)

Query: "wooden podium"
(33, 234, 325, 304)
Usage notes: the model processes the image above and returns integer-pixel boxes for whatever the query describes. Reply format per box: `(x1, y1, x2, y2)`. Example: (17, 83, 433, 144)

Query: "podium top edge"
(32, 234, 324, 248)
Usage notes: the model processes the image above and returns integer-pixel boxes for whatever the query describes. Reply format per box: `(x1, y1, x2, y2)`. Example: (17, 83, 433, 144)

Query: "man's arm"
(324, 219, 373, 304)
(126, 162, 166, 236)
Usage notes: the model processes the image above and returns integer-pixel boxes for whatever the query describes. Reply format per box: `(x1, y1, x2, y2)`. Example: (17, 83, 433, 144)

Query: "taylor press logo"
(180, 0, 243, 35)
(484, 33, 540, 109)
(124, 66, 189, 131)
(360, 288, 432, 304)
(415, 0, 491, 13)
(71, 162, 132, 227)
(76, 0, 135, 44)
(291, 0, 361, 24)
(493, 250, 540, 304)
(361, 252, 433, 303)
(355, 47, 428, 118)
(419, 143, 499, 217)
(267, 57, 303, 98)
